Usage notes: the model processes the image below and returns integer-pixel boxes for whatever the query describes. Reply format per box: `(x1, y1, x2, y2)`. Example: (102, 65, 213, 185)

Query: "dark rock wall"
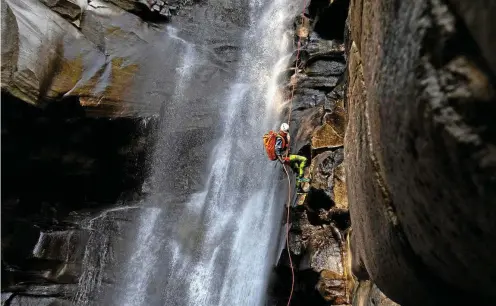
(270, 1, 354, 305)
(273, 0, 496, 305)
(345, 0, 496, 305)
(351, 281, 398, 306)
(1, 92, 156, 304)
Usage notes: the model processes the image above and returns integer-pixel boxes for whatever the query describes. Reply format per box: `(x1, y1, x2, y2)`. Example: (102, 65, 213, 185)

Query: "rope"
(283, 164, 295, 306)
(283, 1, 308, 305)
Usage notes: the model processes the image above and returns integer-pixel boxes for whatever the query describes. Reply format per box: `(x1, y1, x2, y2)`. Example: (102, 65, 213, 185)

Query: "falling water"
(74, 207, 129, 305)
(97, 0, 302, 305)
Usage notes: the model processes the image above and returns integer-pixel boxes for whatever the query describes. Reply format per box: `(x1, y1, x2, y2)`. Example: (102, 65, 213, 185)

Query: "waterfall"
(179, 1, 303, 303)
(89, 0, 302, 305)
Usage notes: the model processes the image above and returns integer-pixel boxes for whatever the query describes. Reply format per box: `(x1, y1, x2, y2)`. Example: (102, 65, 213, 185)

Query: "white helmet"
(280, 123, 289, 133)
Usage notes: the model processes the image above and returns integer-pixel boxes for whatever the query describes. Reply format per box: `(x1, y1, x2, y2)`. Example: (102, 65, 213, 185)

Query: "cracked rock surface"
(345, 0, 496, 305)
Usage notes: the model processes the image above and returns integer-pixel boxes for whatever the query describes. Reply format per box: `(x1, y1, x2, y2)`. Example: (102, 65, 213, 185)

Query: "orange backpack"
(263, 131, 286, 161)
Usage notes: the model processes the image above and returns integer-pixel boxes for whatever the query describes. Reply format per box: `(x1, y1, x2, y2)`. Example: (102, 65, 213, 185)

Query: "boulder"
(288, 210, 350, 303)
(306, 32, 345, 58)
(293, 73, 341, 91)
(39, 0, 85, 26)
(290, 88, 327, 111)
(332, 163, 348, 210)
(317, 270, 348, 304)
(311, 92, 346, 150)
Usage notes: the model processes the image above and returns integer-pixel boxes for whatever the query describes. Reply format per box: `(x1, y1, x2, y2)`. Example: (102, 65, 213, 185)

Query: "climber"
(263, 123, 310, 189)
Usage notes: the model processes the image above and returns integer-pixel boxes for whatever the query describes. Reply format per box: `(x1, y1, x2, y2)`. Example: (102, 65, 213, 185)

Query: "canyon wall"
(270, 1, 355, 305)
(345, 0, 496, 305)
(274, 0, 496, 305)
(3, 0, 496, 305)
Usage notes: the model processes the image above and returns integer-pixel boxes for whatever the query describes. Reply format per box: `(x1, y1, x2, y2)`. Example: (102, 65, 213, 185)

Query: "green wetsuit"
(288, 154, 307, 178)
(275, 133, 307, 179)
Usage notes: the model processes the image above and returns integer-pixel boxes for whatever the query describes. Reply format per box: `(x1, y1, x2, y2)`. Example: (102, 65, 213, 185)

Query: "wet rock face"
(1, 92, 155, 302)
(345, 0, 496, 305)
(106, 0, 182, 20)
(270, 1, 352, 305)
(1, 0, 247, 117)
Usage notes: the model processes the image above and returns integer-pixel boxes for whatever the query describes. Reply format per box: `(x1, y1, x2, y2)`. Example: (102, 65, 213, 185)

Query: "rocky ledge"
(1, 0, 178, 117)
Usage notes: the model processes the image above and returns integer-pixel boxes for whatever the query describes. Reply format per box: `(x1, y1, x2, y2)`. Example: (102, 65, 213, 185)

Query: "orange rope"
(283, 1, 308, 305)
(283, 164, 295, 306)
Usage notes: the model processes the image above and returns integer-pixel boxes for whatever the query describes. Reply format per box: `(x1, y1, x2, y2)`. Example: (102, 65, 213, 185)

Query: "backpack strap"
(277, 133, 288, 149)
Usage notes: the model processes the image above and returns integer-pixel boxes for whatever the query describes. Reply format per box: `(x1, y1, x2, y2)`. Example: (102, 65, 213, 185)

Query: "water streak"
(117, 207, 162, 306)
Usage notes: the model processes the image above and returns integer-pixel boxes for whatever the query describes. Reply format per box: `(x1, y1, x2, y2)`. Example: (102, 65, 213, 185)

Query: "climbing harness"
(283, 0, 308, 304)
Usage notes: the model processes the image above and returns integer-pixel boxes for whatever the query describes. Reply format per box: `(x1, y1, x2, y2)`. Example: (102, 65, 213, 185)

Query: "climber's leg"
(289, 154, 307, 178)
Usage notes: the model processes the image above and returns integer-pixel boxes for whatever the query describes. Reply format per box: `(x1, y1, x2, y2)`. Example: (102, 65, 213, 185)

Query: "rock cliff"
(345, 0, 496, 305)
(270, 1, 355, 305)
(1, 91, 156, 305)
(273, 0, 496, 305)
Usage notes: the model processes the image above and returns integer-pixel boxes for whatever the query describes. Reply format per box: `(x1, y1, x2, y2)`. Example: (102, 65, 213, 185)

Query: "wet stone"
(306, 32, 345, 57)
(294, 74, 340, 90)
(311, 122, 344, 149)
(306, 59, 346, 77)
(6, 295, 73, 306)
(291, 88, 326, 111)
